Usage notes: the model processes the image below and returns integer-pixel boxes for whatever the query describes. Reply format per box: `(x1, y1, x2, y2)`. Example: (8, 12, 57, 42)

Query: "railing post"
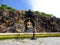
(31, 28, 37, 40)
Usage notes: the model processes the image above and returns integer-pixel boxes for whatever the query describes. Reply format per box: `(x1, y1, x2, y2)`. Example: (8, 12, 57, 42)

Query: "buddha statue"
(26, 20, 33, 32)
(27, 20, 33, 28)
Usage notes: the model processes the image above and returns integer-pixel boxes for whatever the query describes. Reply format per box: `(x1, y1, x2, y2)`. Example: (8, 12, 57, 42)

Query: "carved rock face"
(0, 9, 60, 33)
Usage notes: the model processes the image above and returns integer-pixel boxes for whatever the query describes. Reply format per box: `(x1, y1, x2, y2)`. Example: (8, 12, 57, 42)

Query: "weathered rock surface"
(0, 9, 60, 33)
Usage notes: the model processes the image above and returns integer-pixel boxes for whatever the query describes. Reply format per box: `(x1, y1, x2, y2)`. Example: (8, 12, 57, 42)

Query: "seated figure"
(26, 20, 33, 32)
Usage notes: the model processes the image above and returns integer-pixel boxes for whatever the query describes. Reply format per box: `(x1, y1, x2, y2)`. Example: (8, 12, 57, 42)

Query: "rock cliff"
(0, 5, 60, 33)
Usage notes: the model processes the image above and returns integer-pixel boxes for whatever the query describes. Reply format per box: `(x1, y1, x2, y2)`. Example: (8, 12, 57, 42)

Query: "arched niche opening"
(24, 19, 35, 32)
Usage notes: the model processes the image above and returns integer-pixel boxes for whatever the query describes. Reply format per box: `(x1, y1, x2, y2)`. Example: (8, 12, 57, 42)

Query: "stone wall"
(0, 9, 60, 33)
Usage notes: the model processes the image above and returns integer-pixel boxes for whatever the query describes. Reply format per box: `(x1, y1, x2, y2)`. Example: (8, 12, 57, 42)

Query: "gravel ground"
(0, 37, 60, 45)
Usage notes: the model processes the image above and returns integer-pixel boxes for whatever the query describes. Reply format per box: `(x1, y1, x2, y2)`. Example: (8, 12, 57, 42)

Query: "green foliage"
(40, 12, 53, 17)
(34, 11, 40, 14)
(0, 4, 6, 10)
(0, 4, 16, 11)
(7, 6, 16, 11)
(34, 11, 53, 17)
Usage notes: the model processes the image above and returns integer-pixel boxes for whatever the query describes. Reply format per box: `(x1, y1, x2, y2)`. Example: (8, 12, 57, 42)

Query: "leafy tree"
(40, 12, 53, 17)
(0, 4, 16, 11)
(34, 11, 40, 14)
(0, 4, 7, 10)
(34, 11, 53, 17)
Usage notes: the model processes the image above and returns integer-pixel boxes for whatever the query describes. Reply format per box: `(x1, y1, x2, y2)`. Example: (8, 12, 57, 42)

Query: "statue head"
(27, 20, 33, 28)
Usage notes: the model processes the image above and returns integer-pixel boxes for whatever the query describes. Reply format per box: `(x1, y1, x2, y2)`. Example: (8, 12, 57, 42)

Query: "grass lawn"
(0, 33, 60, 40)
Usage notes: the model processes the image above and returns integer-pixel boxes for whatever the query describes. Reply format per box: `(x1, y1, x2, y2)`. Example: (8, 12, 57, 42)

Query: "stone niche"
(24, 18, 35, 32)
(22, 10, 36, 32)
